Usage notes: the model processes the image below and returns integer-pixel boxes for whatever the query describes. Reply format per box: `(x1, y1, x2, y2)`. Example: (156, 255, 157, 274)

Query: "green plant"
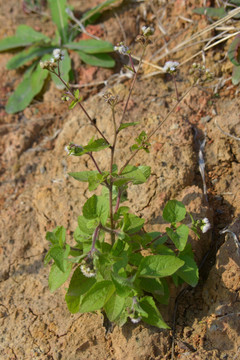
(43, 29, 210, 329)
(228, 34, 240, 84)
(0, 0, 118, 114)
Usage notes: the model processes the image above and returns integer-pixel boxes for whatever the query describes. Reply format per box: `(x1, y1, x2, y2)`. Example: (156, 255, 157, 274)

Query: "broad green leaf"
(153, 278, 170, 305)
(49, 244, 70, 272)
(139, 296, 170, 329)
(77, 215, 96, 238)
(65, 294, 81, 313)
(55, 226, 66, 248)
(166, 224, 189, 251)
(111, 272, 133, 297)
(76, 50, 115, 68)
(0, 25, 50, 51)
(138, 255, 184, 278)
(143, 232, 167, 247)
(50, 49, 71, 89)
(228, 35, 240, 66)
(6, 46, 54, 70)
(69, 170, 99, 182)
(139, 278, 164, 295)
(176, 254, 199, 287)
(81, 0, 119, 23)
(49, 262, 72, 292)
(118, 122, 139, 131)
(68, 138, 110, 157)
(79, 280, 115, 313)
(84, 138, 110, 152)
(67, 267, 96, 296)
(65, 39, 114, 54)
(121, 165, 151, 185)
(122, 213, 145, 234)
(232, 65, 240, 85)
(162, 200, 186, 223)
(48, 0, 68, 44)
(193, 7, 227, 18)
(83, 195, 109, 225)
(5, 59, 49, 113)
(104, 292, 125, 321)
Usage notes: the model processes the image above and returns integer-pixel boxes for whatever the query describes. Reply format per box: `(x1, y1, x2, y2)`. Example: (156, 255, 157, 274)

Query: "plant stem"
(52, 66, 110, 145)
(119, 82, 196, 175)
(88, 152, 103, 174)
(90, 225, 100, 255)
(117, 47, 146, 131)
(109, 107, 118, 245)
(172, 74, 180, 102)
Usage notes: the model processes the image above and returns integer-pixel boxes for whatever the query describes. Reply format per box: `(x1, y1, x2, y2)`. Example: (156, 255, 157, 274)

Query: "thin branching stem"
(117, 47, 146, 130)
(119, 82, 196, 175)
(52, 65, 110, 145)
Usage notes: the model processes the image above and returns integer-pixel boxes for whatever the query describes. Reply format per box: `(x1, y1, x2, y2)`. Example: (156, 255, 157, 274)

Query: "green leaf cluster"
(45, 194, 199, 328)
(0, 0, 117, 113)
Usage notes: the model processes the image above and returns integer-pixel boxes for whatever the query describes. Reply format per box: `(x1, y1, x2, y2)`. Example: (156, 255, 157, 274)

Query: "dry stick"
(215, 118, 240, 141)
(119, 83, 195, 175)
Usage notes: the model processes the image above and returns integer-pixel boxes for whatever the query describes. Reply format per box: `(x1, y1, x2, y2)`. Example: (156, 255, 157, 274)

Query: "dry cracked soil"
(0, 0, 239, 359)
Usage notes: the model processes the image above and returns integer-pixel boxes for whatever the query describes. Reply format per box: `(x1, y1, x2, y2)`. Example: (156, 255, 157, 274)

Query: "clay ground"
(0, 0, 239, 359)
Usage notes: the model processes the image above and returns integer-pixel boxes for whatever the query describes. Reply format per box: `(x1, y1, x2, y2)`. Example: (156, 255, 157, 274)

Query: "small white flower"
(130, 316, 142, 324)
(80, 264, 96, 278)
(53, 48, 64, 61)
(39, 60, 45, 69)
(163, 61, 179, 73)
(142, 25, 154, 36)
(65, 146, 71, 155)
(114, 42, 129, 55)
(201, 218, 211, 233)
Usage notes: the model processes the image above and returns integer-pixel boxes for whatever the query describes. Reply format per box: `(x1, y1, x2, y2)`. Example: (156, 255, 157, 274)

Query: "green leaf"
(79, 280, 115, 313)
(67, 267, 96, 296)
(176, 254, 199, 287)
(104, 292, 125, 321)
(84, 138, 110, 152)
(139, 296, 170, 329)
(77, 215, 96, 238)
(228, 35, 240, 66)
(138, 255, 184, 278)
(0, 25, 50, 51)
(162, 200, 186, 223)
(139, 277, 164, 295)
(232, 65, 240, 85)
(50, 49, 71, 89)
(76, 51, 115, 68)
(83, 195, 109, 225)
(5, 59, 49, 114)
(118, 122, 139, 131)
(81, 0, 119, 23)
(46, 225, 66, 245)
(111, 272, 133, 297)
(193, 7, 227, 18)
(153, 278, 169, 305)
(48, 0, 68, 44)
(121, 165, 151, 185)
(69, 171, 98, 182)
(166, 224, 189, 251)
(6, 46, 54, 70)
(65, 294, 81, 313)
(49, 262, 72, 292)
(122, 213, 145, 234)
(66, 39, 114, 54)
(48, 244, 70, 272)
